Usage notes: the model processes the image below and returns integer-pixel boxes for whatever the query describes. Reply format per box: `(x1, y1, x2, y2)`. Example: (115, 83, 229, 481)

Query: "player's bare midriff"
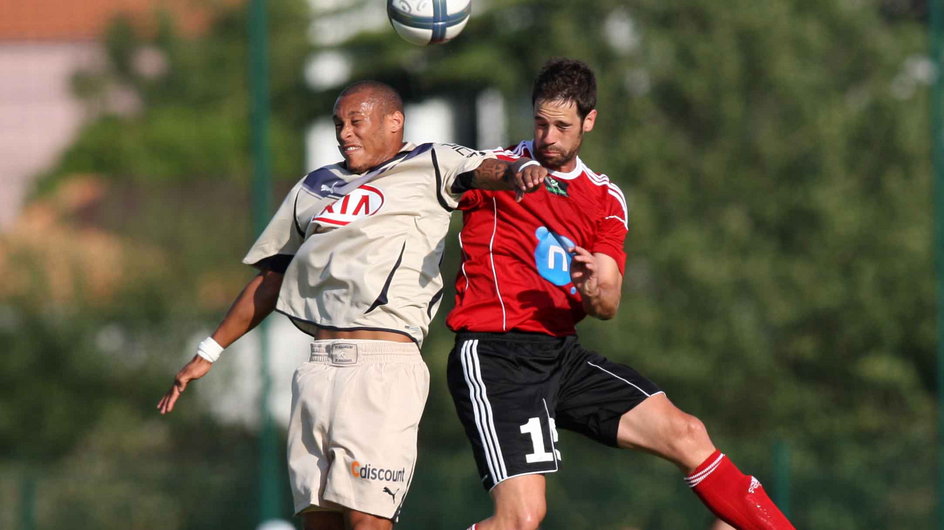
(314, 328, 414, 343)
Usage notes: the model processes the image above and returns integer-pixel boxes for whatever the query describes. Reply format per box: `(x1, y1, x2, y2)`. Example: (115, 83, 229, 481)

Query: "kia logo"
(313, 185, 385, 227)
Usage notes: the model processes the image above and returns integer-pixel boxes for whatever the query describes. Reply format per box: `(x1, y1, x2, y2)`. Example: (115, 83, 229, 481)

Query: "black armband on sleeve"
(253, 254, 294, 273)
(450, 170, 477, 194)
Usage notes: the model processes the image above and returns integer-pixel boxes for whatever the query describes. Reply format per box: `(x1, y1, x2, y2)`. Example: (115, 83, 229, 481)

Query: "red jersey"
(446, 140, 628, 336)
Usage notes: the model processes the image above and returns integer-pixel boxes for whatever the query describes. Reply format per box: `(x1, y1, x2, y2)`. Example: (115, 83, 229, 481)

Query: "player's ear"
(582, 109, 597, 133)
(387, 110, 404, 134)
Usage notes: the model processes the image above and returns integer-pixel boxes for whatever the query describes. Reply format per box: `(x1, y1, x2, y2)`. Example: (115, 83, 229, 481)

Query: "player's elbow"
(589, 297, 619, 320)
(595, 303, 618, 320)
(595, 286, 621, 320)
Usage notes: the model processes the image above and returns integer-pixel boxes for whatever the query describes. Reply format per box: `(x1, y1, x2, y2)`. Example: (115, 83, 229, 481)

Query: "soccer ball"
(387, 0, 472, 46)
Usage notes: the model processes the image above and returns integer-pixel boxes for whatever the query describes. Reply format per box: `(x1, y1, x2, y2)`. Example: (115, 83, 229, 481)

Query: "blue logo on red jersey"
(534, 227, 574, 286)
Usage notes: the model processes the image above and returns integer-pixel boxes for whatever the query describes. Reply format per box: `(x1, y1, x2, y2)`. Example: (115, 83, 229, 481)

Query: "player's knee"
(508, 510, 545, 530)
(668, 412, 710, 452)
(527, 502, 548, 527)
(501, 501, 546, 530)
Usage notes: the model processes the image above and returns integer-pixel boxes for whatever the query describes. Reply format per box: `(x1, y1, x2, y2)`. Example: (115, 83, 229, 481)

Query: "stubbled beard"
(535, 129, 583, 170)
(536, 144, 579, 170)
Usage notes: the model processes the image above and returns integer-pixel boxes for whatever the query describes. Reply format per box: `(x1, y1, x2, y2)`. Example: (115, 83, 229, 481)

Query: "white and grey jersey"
(243, 142, 494, 346)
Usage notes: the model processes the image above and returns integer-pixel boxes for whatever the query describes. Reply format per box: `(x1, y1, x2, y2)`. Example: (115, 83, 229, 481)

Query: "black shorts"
(447, 331, 663, 490)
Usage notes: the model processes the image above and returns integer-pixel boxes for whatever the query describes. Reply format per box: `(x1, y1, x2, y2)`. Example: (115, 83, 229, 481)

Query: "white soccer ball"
(387, 0, 472, 46)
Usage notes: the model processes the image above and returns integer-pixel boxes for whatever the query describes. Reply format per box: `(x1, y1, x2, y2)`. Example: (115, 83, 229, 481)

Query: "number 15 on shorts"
(520, 416, 562, 463)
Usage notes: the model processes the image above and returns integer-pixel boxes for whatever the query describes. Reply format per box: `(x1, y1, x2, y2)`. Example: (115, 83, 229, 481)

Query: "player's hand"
(569, 245, 599, 298)
(513, 164, 547, 202)
(157, 355, 213, 415)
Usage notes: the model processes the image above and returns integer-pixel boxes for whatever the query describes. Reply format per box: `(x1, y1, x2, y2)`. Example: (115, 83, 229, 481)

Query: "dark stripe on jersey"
(301, 166, 346, 198)
(383, 142, 432, 171)
(292, 191, 306, 238)
(401, 142, 433, 161)
(431, 148, 454, 212)
(366, 241, 406, 314)
(427, 287, 444, 317)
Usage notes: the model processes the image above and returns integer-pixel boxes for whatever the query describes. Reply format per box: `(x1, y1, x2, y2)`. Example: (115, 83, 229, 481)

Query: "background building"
(0, 0, 219, 230)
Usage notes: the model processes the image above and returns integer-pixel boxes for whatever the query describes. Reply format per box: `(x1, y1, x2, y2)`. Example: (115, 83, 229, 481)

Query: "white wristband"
(511, 159, 540, 173)
(196, 337, 224, 363)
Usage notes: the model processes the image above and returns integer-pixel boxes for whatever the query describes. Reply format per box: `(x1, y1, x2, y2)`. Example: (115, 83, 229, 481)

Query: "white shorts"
(287, 339, 429, 520)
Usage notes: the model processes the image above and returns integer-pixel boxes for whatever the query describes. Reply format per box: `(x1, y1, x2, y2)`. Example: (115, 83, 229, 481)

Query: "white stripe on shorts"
(460, 339, 507, 483)
(587, 361, 659, 397)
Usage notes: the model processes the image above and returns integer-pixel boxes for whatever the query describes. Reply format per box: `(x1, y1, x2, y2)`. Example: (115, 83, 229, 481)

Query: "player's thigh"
(293, 341, 429, 521)
(447, 333, 566, 490)
(325, 356, 429, 519)
(303, 510, 344, 530)
(345, 509, 394, 530)
(615, 393, 714, 471)
(555, 342, 662, 447)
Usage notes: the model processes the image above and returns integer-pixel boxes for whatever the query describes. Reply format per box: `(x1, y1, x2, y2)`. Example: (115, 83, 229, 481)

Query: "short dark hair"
(338, 80, 404, 115)
(531, 58, 597, 120)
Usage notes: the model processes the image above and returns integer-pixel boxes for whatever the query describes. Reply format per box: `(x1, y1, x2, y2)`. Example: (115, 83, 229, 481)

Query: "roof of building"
(0, 0, 230, 41)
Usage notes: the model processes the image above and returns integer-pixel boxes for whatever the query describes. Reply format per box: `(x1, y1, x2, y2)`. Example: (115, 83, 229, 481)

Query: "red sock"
(686, 450, 795, 530)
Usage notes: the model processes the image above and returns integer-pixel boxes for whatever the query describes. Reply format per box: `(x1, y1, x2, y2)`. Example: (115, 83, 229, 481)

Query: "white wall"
(0, 43, 100, 231)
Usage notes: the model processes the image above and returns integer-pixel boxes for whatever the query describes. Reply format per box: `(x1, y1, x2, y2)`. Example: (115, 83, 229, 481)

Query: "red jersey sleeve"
(590, 182, 629, 275)
(458, 189, 484, 210)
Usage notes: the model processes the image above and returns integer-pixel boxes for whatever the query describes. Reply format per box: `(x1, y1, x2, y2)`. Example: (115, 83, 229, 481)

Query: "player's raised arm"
(455, 157, 547, 199)
(157, 269, 283, 414)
